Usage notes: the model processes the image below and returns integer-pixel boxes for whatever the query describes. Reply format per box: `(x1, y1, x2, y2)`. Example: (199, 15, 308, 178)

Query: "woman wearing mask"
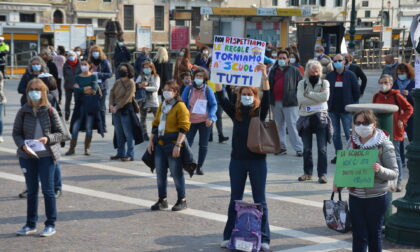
(290, 52, 304, 77)
(174, 47, 191, 85)
(181, 67, 217, 175)
(13, 78, 69, 237)
(89, 46, 112, 132)
(109, 63, 141, 161)
(180, 71, 192, 95)
(52, 46, 66, 103)
(392, 63, 415, 169)
(296, 60, 331, 183)
(373, 74, 413, 192)
(18, 56, 50, 106)
(194, 46, 211, 70)
(135, 61, 160, 141)
(63, 51, 81, 121)
(147, 80, 190, 211)
(333, 110, 398, 252)
(215, 63, 271, 250)
(73, 47, 84, 60)
(66, 59, 102, 156)
(153, 47, 172, 96)
(0, 71, 6, 143)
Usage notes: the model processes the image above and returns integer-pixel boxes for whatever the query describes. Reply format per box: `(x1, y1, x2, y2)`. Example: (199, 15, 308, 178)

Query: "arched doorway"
(53, 10, 63, 24)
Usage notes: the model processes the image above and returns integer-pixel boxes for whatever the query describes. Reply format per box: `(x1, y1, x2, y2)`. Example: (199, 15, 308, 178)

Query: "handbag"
(323, 191, 352, 233)
(132, 98, 140, 113)
(246, 106, 280, 154)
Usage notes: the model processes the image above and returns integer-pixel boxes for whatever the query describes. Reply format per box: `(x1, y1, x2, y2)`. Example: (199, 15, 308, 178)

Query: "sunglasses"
(354, 121, 371, 126)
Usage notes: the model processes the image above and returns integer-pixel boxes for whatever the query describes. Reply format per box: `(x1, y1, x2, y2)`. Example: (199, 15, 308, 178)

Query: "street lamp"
(348, 0, 356, 50)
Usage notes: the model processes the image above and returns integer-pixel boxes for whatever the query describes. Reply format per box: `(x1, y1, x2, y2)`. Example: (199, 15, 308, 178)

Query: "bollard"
(345, 103, 398, 224)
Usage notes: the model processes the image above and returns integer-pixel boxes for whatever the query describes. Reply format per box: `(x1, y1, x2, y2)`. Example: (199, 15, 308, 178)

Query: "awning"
(76, 11, 117, 19)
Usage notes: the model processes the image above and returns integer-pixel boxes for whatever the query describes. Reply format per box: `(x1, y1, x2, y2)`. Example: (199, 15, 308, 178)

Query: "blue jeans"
(0, 104, 3, 136)
(100, 89, 107, 131)
(329, 112, 352, 152)
(301, 125, 328, 177)
(223, 159, 270, 244)
(113, 111, 134, 159)
(392, 140, 403, 181)
(19, 157, 57, 228)
(155, 144, 186, 199)
(54, 163, 62, 191)
(349, 194, 388, 252)
(187, 122, 212, 166)
(71, 115, 94, 139)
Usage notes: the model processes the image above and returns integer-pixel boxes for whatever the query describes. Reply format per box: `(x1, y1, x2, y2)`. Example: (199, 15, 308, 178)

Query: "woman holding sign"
(333, 110, 398, 252)
(215, 63, 271, 250)
(181, 67, 217, 175)
(13, 78, 69, 237)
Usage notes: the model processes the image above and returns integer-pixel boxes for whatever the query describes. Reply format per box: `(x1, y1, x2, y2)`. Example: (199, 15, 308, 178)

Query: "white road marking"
(0, 171, 350, 251)
(0, 146, 323, 208)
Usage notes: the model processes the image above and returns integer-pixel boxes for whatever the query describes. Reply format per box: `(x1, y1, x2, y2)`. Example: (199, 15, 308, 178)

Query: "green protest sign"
(333, 149, 379, 188)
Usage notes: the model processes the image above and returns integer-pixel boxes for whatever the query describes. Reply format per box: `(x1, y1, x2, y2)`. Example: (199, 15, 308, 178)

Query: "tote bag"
(323, 191, 352, 233)
(247, 107, 280, 154)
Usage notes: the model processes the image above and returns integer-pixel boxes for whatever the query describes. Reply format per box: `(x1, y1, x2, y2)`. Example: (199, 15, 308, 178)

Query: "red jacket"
(372, 89, 413, 141)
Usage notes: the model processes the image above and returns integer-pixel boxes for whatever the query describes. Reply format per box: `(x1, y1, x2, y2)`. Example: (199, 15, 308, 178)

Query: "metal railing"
(355, 48, 416, 69)
(7, 50, 38, 77)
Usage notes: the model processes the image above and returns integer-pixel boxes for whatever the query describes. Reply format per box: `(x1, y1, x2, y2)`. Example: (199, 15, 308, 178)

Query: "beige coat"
(297, 78, 330, 117)
(109, 78, 135, 110)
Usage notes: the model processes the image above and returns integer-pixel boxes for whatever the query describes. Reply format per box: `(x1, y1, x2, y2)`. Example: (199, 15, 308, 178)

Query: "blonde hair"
(154, 47, 169, 64)
(89, 45, 107, 61)
(26, 78, 50, 108)
(304, 60, 322, 79)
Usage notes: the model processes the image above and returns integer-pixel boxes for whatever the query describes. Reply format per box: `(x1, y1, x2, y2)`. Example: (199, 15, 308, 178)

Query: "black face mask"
(309, 75, 320, 85)
(119, 70, 128, 78)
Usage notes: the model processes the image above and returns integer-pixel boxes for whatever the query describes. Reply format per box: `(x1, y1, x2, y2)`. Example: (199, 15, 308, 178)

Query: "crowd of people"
(0, 39, 415, 251)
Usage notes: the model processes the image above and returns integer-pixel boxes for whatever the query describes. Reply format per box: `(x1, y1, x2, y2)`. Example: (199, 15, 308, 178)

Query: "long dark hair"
(235, 86, 260, 121)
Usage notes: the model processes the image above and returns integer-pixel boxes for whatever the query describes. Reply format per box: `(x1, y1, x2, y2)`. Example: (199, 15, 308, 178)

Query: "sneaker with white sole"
(40, 226, 56, 237)
(261, 242, 270, 251)
(220, 240, 229, 248)
(0, 136, 4, 143)
(16, 225, 37, 236)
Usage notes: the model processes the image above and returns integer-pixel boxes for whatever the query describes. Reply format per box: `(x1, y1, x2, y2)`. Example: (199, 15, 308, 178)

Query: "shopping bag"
(323, 191, 351, 233)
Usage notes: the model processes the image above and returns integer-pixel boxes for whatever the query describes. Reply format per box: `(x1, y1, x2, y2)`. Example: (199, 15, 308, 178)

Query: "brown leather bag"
(247, 107, 281, 154)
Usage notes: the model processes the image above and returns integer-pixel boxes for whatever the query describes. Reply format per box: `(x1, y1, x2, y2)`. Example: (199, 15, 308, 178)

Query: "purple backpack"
(229, 200, 263, 252)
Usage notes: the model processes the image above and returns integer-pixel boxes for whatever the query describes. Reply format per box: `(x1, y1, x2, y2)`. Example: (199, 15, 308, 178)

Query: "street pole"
(348, 0, 356, 51)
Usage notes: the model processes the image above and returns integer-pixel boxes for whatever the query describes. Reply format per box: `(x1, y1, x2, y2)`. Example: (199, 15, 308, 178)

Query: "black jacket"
(113, 45, 131, 68)
(348, 63, 367, 95)
(268, 64, 302, 107)
(47, 60, 59, 81)
(153, 59, 172, 95)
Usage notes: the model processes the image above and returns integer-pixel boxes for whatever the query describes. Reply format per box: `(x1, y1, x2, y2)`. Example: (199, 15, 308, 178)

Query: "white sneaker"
(0, 136, 4, 143)
(220, 240, 229, 248)
(261, 242, 270, 250)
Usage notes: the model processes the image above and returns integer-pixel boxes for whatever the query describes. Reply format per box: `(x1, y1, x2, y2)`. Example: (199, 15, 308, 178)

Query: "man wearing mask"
(114, 39, 131, 79)
(269, 50, 303, 156)
(326, 54, 360, 164)
(382, 54, 399, 77)
(134, 47, 150, 79)
(0, 37, 10, 78)
(344, 54, 367, 97)
(314, 46, 333, 79)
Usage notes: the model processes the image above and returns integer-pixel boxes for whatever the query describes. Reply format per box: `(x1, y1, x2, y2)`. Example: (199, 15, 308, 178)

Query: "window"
(20, 13, 36, 22)
(103, 0, 111, 2)
(272, 0, 278, 6)
(362, 1, 369, 7)
(320, 0, 326, 6)
(309, 0, 316, 5)
(364, 10, 370, 18)
(53, 10, 63, 24)
(335, 0, 342, 6)
(175, 6, 185, 26)
(301, 0, 308, 4)
(192, 7, 201, 37)
(290, 0, 299, 6)
(98, 18, 108, 28)
(124, 5, 134, 30)
(0, 15, 6, 21)
(78, 18, 92, 24)
(154, 6, 164, 31)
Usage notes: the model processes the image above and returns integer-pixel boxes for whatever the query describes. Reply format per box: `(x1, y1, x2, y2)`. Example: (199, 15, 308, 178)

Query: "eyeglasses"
(354, 121, 371, 126)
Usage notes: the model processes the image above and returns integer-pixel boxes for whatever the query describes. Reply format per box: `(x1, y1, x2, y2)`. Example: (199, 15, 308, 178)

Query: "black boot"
(209, 134, 213, 142)
(196, 164, 204, 175)
(218, 135, 229, 143)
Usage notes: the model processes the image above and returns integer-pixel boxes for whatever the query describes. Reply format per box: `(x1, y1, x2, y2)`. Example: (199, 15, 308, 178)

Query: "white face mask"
(81, 65, 90, 73)
(355, 124, 374, 138)
(379, 84, 391, 92)
(290, 58, 296, 64)
(163, 91, 174, 101)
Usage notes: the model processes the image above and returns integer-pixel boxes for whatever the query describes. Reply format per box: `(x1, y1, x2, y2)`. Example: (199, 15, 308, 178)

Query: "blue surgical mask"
(118, 42, 123, 46)
(143, 68, 151, 75)
(277, 59, 286, 67)
(333, 61, 343, 69)
(68, 56, 75, 61)
(241, 95, 254, 106)
(179, 51, 185, 57)
(194, 78, 204, 87)
(398, 74, 407, 81)
(92, 51, 100, 59)
(32, 64, 42, 72)
(28, 90, 42, 101)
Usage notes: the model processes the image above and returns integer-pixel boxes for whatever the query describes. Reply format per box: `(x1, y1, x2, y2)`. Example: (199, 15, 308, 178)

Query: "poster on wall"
(54, 25, 71, 50)
(170, 26, 190, 50)
(54, 24, 89, 50)
(210, 35, 266, 87)
(71, 25, 88, 49)
(136, 26, 152, 50)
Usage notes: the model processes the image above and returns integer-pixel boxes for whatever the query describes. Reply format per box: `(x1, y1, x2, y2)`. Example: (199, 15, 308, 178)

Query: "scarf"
(67, 58, 78, 71)
(351, 129, 388, 149)
(396, 79, 410, 93)
(158, 99, 177, 137)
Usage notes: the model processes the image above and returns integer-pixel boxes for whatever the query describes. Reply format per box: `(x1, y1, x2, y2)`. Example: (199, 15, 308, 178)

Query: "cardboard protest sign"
(210, 35, 266, 87)
(333, 149, 379, 188)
